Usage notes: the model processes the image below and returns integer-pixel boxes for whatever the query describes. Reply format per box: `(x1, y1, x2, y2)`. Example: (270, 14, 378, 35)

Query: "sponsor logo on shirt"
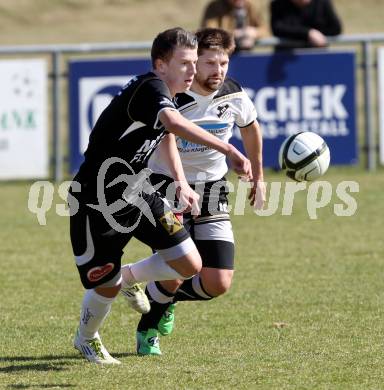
(177, 123, 228, 152)
(130, 133, 165, 163)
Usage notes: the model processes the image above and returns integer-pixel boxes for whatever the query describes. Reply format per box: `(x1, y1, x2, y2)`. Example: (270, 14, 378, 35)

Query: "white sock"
(121, 253, 186, 284)
(121, 265, 136, 288)
(147, 281, 175, 304)
(78, 289, 116, 340)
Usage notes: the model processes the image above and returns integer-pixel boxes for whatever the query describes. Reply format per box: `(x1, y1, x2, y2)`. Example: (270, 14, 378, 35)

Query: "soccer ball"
(278, 132, 330, 182)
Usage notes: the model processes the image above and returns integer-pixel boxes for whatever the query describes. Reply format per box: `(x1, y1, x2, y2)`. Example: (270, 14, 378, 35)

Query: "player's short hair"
(195, 28, 236, 56)
(151, 27, 198, 68)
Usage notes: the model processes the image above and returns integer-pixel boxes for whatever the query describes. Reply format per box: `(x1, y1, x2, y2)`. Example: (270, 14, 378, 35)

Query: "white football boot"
(120, 282, 150, 314)
(74, 329, 121, 365)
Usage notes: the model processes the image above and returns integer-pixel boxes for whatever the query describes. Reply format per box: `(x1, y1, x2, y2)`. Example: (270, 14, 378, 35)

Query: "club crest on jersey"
(159, 211, 183, 236)
(217, 104, 230, 119)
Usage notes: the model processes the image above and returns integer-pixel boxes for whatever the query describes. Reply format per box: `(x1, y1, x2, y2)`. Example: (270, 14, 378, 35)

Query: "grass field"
(0, 1, 384, 389)
(1, 167, 384, 389)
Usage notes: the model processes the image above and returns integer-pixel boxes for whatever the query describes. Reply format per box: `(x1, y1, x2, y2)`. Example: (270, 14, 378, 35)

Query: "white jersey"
(148, 78, 257, 183)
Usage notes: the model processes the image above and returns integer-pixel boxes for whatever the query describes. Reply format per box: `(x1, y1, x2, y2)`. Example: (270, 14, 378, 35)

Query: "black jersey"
(74, 72, 176, 203)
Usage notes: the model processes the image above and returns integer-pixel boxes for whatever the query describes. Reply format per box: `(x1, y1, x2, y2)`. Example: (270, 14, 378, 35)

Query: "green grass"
(1, 167, 384, 389)
(0, 1, 383, 388)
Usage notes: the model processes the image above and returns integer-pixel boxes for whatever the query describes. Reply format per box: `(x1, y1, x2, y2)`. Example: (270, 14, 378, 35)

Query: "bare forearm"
(240, 121, 264, 180)
(162, 110, 232, 156)
(160, 109, 250, 178)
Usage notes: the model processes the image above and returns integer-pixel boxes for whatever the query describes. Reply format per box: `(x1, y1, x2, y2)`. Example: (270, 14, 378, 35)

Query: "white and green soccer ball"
(278, 131, 330, 182)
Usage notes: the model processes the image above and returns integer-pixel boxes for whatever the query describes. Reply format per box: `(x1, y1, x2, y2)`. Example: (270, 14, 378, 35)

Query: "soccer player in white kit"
(124, 28, 266, 355)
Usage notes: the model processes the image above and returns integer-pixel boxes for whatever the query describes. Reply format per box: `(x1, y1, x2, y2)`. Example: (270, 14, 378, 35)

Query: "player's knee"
(94, 272, 122, 297)
(207, 280, 232, 297)
(201, 270, 233, 297)
(95, 283, 121, 298)
(187, 249, 203, 276)
(169, 249, 202, 278)
(180, 257, 202, 278)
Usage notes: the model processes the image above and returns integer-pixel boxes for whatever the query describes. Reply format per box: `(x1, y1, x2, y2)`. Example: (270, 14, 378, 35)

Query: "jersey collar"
(185, 88, 219, 102)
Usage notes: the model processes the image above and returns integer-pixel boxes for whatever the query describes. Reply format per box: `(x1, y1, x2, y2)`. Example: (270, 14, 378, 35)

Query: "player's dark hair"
(151, 27, 198, 68)
(195, 28, 236, 56)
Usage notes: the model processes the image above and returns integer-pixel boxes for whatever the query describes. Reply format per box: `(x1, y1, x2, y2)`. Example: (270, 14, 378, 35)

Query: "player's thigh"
(132, 193, 188, 247)
(194, 219, 235, 270)
(70, 202, 133, 289)
(132, 193, 198, 269)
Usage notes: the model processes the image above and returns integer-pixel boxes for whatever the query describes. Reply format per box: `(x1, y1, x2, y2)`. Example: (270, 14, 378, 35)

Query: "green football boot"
(136, 328, 162, 356)
(158, 303, 176, 336)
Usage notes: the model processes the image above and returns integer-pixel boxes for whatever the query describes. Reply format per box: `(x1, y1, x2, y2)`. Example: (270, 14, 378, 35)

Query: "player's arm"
(157, 133, 187, 183)
(129, 79, 248, 177)
(239, 120, 266, 209)
(159, 109, 251, 178)
(157, 133, 200, 214)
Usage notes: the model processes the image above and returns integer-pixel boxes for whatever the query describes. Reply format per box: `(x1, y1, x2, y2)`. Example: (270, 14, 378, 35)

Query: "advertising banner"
(378, 47, 384, 165)
(0, 59, 48, 179)
(69, 51, 357, 172)
(69, 58, 151, 172)
(228, 51, 357, 167)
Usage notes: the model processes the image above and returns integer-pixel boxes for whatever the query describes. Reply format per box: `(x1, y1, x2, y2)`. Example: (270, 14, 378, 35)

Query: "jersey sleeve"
(128, 78, 177, 129)
(235, 90, 258, 128)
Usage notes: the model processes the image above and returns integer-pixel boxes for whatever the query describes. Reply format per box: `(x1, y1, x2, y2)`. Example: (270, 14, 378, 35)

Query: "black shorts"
(150, 173, 235, 270)
(69, 188, 190, 289)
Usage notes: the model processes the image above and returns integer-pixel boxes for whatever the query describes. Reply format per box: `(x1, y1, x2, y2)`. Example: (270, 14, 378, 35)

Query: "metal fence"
(0, 33, 383, 181)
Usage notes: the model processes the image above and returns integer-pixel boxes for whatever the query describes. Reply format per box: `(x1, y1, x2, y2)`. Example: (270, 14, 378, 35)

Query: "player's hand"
(175, 181, 200, 216)
(227, 145, 252, 179)
(248, 179, 266, 210)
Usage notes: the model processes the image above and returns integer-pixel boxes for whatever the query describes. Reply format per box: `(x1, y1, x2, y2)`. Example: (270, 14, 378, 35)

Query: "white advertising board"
(79, 76, 130, 154)
(0, 59, 48, 179)
(378, 48, 384, 165)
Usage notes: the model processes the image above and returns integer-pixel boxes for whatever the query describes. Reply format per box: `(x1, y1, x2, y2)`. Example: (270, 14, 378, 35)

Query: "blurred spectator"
(201, 0, 267, 51)
(270, 0, 342, 50)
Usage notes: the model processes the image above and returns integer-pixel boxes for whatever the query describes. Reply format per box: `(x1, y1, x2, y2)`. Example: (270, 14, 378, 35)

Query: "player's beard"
(195, 73, 224, 94)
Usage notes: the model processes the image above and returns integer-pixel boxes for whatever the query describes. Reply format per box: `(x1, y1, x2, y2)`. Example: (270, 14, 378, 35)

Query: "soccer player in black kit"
(69, 27, 250, 364)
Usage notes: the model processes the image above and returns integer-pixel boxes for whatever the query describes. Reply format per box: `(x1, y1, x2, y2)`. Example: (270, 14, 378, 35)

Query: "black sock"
(174, 274, 213, 302)
(137, 281, 174, 332)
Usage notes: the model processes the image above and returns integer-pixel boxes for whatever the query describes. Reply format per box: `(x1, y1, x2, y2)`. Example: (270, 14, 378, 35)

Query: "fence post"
(362, 39, 376, 171)
(52, 50, 62, 182)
